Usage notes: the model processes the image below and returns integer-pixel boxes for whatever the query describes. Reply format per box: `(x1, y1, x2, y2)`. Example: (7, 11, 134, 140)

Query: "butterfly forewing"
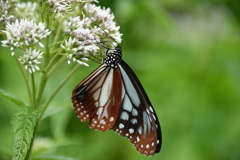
(111, 61, 162, 156)
(72, 64, 122, 132)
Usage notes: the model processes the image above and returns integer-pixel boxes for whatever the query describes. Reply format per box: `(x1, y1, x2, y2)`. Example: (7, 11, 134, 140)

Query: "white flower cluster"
(1, 18, 51, 73)
(18, 48, 43, 73)
(84, 4, 122, 43)
(15, 2, 39, 21)
(0, 0, 122, 72)
(61, 3, 122, 64)
(61, 37, 89, 66)
(1, 19, 51, 55)
(0, 0, 15, 24)
(48, 0, 98, 13)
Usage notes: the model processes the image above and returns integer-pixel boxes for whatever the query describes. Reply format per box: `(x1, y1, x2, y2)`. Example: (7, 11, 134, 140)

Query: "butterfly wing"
(111, 60, 162, 156)
(72, 60, 162, 156)
(72, 64, 122, 131)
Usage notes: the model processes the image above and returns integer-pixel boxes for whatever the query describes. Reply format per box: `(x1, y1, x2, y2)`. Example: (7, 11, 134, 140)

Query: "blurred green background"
(1, 0, 240, 159)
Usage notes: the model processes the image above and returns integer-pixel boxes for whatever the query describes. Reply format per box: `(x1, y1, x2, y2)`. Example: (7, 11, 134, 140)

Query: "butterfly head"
(103, 46, 122, 68)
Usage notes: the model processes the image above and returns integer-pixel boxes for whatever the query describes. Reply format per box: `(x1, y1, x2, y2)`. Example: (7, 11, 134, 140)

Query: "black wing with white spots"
(112, 61, 162, 156)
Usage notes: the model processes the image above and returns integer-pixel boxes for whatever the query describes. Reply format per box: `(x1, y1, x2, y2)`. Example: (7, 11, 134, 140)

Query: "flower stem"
(36, 54, 65, 106)
(47, 56, 66, 77)
(26, 64, 80, 160)
(49, 41, 62, 48)
(38, 64, 80, 121)
(25, 125, 37, 160)
(45, 53, 60, 72)
(31, 73, 36, 107)
(13, 55, 33, 106)
(36, 11, 50, 106)
(36, 73, 47, 106)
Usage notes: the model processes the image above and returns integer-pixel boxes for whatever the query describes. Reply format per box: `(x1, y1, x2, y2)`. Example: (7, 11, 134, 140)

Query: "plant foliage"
(12, 106, 42, 160)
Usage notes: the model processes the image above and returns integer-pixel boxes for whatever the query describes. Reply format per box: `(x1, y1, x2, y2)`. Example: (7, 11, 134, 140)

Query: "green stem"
(35, 72, 47, 106)
(13, 55, 33, 106)
(38, 64, 80, 121)
(36, 11, 50, 106)
(36, 54, 65, 106)
(47, 56, 66, 77)
(24, 125, 37, 160)
(49, 41, 62, 48)
(45, 53, 61, 72)
(28, 64, 80, 160)
(31, 73, 36, 107)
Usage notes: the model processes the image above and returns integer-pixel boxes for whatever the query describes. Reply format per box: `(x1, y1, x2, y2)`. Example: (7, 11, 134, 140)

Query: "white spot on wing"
(149, 106, 154, 112)
(110, 117, 114, 122)
(152, 113, 156, 121)
(138, 126, 142, 135)
(147, 116, 151, 135)
(122, 95, 133, 112)
(120, 111, 129, 121)
(146, 108, 150, 114)
(99, 69, 113, 106)
(121, 82, 125, 100)
(132, 108, 138, 116)
(129, 128, 134, 134)
(131, 118, 137, 124)
(137, 136, 140, 142)
(96, 107, 103, 119)
(100, 119, 106, 124)
(143, 111, 147, 138)
(101, 100, 111, 118)
(119, 123, 124, 129)
(93, 88, 101, 100)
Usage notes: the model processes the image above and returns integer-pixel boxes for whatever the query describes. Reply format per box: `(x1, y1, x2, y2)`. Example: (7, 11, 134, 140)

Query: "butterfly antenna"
(89, 53, 101, 61)
(94, 37, 113, 55)
(84, 55, 101, 64)
(94, 24, 119, 46)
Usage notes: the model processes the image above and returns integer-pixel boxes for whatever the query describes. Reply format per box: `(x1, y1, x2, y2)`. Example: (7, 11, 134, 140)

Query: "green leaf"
(12, 106, 42, 160)
(0, 89, 26, 107)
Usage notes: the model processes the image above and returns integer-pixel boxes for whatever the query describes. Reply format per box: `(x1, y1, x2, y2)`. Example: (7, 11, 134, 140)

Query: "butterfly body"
(72, 46, 162, 156)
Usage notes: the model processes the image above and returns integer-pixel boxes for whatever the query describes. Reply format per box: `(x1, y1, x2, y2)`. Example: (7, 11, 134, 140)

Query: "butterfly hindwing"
(112, 61, 162, 156)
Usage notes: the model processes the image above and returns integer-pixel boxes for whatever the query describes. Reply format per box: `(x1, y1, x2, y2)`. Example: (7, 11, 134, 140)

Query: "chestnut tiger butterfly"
(72, 33, 162, 156)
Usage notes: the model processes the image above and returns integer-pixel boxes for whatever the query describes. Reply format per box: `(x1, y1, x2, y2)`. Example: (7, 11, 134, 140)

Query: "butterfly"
(72, 45, 162, 156)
